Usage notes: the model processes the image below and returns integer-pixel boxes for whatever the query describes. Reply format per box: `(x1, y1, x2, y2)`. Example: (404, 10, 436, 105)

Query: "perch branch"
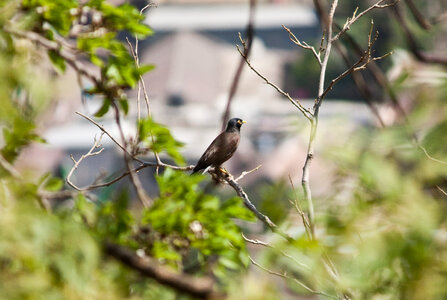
(222, 173, 294, 242)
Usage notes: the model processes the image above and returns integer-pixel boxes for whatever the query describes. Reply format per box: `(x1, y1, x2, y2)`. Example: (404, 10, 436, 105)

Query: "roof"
(145, 3, 317, 31)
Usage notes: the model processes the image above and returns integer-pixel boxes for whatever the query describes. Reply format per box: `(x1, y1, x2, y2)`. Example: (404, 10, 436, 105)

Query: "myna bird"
(192, 118, 246, 174)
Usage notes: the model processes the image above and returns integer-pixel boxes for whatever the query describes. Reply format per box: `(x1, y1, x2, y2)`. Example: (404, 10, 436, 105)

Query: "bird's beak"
(242, 120, 247, 124)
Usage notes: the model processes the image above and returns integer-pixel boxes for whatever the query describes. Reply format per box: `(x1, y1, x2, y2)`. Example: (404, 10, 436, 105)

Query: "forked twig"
(236, 34, 313, 121)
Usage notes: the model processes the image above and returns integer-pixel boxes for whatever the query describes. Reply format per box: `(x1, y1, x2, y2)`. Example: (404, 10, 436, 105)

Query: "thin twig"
(223, 173, 294, 242)
(332, 0, 399, 42)
(242, 233, 311, 270)
(66, 134, 105, 191)
(236, 35, 313, 121)
(282, 25, 322, 66)
(221, 0, 256, 130)
(404, 0, 431, 30)
(391, 3, 447, 65)
(288, 175, 312, 240)
(234, 164, 262, 182)
(111, 102, 151, 207)
(249, 256, 335, 298)
(76, 111, 145, 163)
(437, 186, 447, 197)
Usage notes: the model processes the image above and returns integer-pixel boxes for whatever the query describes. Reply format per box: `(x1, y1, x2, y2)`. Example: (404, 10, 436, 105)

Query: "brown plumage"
(192, 118, 246, 174)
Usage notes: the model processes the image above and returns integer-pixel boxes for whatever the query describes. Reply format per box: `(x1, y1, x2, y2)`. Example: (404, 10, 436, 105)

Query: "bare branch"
(222, 173, 294, 241)
(282, 25, 321, 66)
(243, 233, 311, 270)
(249, 256, 335, 298)
(391, 3, 447, 65)
(333, 42, 386, 127)
(437, 186, 447, 197)
(66, 134, 105, 191)
(111, 102, 152, 207)
(332, 0, 399, 42)
(236, 36, 313, 121)
(404, 0, 431, 30)
(242, 233, 271, 247)
(75, 111, 145, 164)
(104, 242, 218, 299)
(234, 164, 262, 182)
(320, 24, 392, 103)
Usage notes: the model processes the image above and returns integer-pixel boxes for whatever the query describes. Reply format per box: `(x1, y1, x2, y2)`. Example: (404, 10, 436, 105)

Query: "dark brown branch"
(221, 0, 256, 130)
(334, 42, 385, 127)
(111, 102, 152, 207)
(319, 24, 392, 102)
(404, 0, 431, 30)
(391, 3, 447, 65)
(104, 242, 219, 299)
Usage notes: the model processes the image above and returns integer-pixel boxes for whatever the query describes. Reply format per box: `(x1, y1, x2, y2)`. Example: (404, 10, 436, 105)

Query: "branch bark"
(104, 242, 219, 299)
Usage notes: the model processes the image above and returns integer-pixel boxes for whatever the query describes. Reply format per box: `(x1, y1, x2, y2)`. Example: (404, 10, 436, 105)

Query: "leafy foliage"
(138, 118, 185, 164)
(142, 170, 254, 276)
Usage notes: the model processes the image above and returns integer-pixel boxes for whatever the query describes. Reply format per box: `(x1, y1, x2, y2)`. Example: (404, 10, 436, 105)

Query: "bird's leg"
(218, 167, 229, 175)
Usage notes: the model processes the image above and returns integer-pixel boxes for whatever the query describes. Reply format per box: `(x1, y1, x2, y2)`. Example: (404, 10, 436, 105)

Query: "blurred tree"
(1, 0, 447, 299)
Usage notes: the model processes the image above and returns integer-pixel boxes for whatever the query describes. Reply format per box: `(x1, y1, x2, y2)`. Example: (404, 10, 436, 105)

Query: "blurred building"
(37, 1, 376, 199)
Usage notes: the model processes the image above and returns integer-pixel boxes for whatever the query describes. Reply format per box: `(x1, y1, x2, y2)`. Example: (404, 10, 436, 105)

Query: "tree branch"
(248, 256, 335, 298)
(236, 35, 313, 121)
(104, 242, 219, 299)
(391, 3, 447, 65)
(222, 173, 294, 241)
(331, 0, 399, 43)
(221, 0, 257, 130)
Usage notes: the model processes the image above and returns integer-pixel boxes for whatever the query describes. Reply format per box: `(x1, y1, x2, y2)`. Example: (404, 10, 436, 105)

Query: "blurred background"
(3, 0, 447, 299)
(21, 0, 404, 198)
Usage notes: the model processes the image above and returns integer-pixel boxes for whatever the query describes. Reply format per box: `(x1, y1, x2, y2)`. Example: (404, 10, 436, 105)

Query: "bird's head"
(226, 118, 247, 132)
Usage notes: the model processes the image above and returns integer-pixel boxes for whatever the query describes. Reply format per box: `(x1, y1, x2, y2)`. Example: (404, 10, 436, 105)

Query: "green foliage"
(142, 169, 255, 276)
(138, 118, 185, 164)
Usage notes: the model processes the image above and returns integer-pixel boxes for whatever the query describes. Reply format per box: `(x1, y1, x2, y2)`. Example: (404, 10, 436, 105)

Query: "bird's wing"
(193, 131, 240, 173)
(192, 134, 222, 172)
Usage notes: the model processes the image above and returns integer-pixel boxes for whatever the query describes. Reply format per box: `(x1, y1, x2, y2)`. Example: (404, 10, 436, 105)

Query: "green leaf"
(48, 50, 66, 73)
(44, 177, 63, 192)
(138, 64, 155, 75)
(94, 99, 110, 117)
(138, 118, 185, 164)
(118, 99, 129, 115)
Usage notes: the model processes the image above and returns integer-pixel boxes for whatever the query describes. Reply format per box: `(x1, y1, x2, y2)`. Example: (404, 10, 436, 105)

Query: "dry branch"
(222, 173, 294, 241)
(236, 35, 313, 121)
(248, 256, 334, 298)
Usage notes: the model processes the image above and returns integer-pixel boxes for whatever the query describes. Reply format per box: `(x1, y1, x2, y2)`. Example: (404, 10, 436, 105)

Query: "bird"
(192, 118, 246, 174)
